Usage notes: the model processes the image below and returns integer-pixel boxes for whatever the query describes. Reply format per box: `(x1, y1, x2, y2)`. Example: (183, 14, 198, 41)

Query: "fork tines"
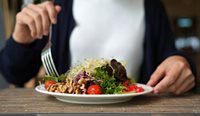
(41, 48, 59, 77)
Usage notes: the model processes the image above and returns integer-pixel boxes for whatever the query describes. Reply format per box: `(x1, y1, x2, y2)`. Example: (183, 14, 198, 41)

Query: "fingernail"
(32, 33, 36, 38)
(147, 81, 152, 86)
(38, 36, 43, 39)
(44, 31, 48, 36)
(154, 90, 159, 94)
(52, 18, 57, 24)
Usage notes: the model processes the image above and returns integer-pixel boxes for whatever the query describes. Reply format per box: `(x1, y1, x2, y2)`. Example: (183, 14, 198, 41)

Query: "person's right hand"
(13, 1, 61, 45)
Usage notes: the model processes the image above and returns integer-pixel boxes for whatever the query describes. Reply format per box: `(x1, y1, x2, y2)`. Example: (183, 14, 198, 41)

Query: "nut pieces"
(47, 77, 87, 94)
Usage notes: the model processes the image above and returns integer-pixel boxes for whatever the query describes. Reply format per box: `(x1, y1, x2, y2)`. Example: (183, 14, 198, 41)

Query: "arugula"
(43, 74, 67, 83)
(92, 66, 125, 94)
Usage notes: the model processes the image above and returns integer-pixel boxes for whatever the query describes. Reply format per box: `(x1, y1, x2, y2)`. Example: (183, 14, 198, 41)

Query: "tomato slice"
(123, 80, 144, 93)
(123, 80, 130, 87)
(136, 86, 144, 93)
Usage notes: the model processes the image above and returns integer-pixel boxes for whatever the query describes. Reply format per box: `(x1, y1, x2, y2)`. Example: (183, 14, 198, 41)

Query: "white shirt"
(70, 0, 145, 80)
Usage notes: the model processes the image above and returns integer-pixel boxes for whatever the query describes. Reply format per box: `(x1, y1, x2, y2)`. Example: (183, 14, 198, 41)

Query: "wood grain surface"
(0, 88, 200, 114)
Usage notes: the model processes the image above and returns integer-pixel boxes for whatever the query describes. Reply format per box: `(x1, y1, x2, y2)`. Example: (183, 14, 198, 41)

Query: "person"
(0, 0, 197, 95)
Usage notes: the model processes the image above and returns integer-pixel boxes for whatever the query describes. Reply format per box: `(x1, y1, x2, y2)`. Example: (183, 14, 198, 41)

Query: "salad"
(42, 59, 144, 94)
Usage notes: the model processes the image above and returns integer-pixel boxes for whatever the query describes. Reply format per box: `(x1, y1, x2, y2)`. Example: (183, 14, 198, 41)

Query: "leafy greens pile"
(43, 59, 135, 94)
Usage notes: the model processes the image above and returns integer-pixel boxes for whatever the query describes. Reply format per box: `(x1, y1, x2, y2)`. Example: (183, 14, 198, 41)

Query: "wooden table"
(0, 88, 200, 114)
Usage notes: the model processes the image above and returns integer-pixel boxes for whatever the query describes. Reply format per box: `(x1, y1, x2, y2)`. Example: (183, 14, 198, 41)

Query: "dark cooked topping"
(105, 64, 113, 76)
(110, 59, 128, 81)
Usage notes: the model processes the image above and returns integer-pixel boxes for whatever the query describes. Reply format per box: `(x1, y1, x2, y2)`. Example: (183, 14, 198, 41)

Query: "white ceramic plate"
(35, 83, 153, 104)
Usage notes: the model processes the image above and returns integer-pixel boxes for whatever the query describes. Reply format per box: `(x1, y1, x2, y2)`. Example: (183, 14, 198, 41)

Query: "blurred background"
(0, 0, 199, 89)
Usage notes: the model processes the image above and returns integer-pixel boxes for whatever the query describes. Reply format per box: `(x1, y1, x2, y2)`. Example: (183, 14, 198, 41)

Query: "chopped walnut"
(46, 76, 88, 94)
(47, 83, 58, 92)
(57, 84, 68, 93)
(78, 77, 86, 85)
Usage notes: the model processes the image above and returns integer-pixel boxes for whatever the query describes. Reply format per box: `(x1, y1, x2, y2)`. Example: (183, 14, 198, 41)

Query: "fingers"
(16, 11, 37, 39)
(174, 70, 195, 95)
(15, 1, 61, 40)
(40, 1, 62, 24)
(153, 62, 182, 93)
(170, 67, 191, 93)
(147, 65, 165, 87)
(27, 4, 50, 36)
(26, 2, 60, 38)
(150, 56, 196, 95)
(22, 6, 43, 38)
(55, 5, 62, 14)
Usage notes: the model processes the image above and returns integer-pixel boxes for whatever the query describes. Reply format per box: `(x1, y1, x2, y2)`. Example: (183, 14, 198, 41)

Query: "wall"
(162, 0, 200, 37)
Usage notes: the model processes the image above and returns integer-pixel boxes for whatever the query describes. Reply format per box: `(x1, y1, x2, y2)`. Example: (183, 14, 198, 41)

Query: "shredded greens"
(66, 59, 109, 78)
(92, 66, 125, 94)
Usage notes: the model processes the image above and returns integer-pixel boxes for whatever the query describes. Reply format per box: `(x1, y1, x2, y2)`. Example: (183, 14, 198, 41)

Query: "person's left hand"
(147, 55, 195, 95)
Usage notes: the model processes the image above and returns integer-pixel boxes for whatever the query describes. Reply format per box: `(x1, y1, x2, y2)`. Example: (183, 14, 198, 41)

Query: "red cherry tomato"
(44, 80, 56, 90)
(128, 84, 136, 91)
(123, 80, 130, 87)
(124, 83, 136, 92)
(87, 85, 102, 94)
(136, 86, 144, 93)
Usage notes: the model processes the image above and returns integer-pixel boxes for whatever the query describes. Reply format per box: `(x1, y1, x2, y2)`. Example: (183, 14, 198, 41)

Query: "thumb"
(147, 66, 165, 87)
(55, 5, 62, 13)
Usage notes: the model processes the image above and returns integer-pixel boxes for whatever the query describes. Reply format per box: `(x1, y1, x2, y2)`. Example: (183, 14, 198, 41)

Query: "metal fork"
(41, 25, 59, 77)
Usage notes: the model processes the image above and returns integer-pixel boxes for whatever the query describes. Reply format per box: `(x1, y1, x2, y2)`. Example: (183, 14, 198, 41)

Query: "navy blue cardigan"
(0, 0, 196, 87)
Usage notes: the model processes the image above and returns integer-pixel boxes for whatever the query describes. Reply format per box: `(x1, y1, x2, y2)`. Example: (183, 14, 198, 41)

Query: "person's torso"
(69, 0, 145, 79)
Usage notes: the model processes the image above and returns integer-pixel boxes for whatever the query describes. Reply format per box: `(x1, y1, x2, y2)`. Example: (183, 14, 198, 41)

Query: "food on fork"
(42, 59, 144, 94)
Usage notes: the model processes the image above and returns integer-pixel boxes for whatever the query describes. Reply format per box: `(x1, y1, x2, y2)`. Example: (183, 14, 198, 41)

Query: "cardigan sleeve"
(0, 36, 47, 87)
(0, 0, 73, 87)
(152, 0, 197, 78)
